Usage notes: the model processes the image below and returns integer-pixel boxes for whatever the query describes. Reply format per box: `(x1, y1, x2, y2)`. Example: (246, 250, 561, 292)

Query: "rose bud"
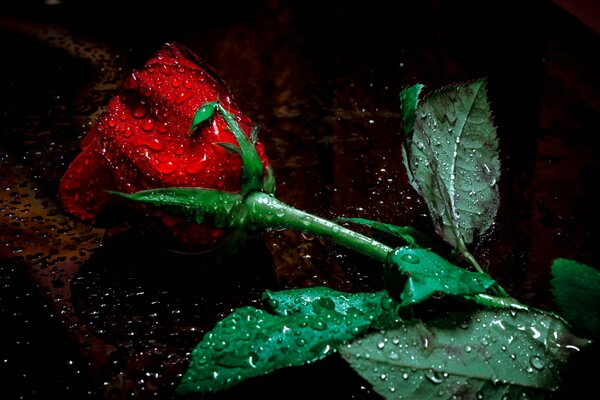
(59, 42, 269, 252)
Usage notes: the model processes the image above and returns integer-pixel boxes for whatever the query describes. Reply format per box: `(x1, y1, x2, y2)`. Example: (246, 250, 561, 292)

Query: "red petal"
(58, 137, 117, 224)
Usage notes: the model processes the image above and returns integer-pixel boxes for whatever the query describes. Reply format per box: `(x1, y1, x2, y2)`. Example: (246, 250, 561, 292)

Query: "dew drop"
(132, 104, 146, 119)
(213, 340, 229, 351)
(141, 117, 155, 132)
(153, 160, 178, 175)
(529, 355, 545, 370)
(175, 91, 193, 105)
(424, 369, 444, 384)
(295, 338, 306, 347)
(184, 156, 207, 175)
(157, 123, 169, 134)
(130, 137, 165, 152)
(310, 321, 327, 331)
(171, 78, 180, 87)
(464, 345, 472, 353)
(159, 65, 172, 76)
(400, 253, 420, 264)
(380, 296, 394, 311)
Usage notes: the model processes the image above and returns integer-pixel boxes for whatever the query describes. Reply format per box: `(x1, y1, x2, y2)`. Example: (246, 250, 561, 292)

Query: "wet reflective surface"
(1, 1, 599, 398)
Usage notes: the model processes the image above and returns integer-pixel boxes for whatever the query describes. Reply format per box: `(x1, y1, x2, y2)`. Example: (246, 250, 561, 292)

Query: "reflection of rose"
(59, 42, 269, 250)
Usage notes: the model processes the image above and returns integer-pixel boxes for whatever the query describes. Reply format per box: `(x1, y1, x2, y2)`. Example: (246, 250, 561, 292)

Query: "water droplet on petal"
(157, 122, 169, 134)
(130, 137, 165, 152)
(175, 91, 193, 105)
(153, 159, 178, 175)
(141, 117, 155, 132)
(132, 104, 147, 118)
(159, 65, 172, 76)
(171, 78, 180, 87)
(183, 79, 193, 89)
(182, 156, 206, 175)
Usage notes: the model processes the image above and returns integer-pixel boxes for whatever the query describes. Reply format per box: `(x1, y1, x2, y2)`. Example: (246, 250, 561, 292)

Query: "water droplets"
(529, 355, 544, 370)
(424, 369, 445, 384)
(400, 253, 420, 264)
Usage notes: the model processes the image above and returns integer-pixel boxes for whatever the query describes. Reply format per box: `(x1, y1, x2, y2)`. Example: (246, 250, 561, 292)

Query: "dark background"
(1, 0, 599, 398)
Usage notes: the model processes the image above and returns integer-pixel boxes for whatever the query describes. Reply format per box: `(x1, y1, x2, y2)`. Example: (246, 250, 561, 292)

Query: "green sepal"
(337, 217, 437, 249)
(385, 247, 498, 307)
(107, 188, 244, 228)
(189, 100, 218, 135)
(213, 142, 241, 155)
(215, 103, 265, 195)
(262, 164, 276, 195)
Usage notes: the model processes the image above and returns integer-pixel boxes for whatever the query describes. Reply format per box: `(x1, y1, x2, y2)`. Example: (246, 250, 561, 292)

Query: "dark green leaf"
(264, 286, 402, 329)
(177, 305, 372, 395)
(405, 79, 500, 251)
(189, 101, 218, 135)
(385, 247, 497, 307)
(551, 258, 600, 338)
(340, 308, 588, 399)
(337, 217, 438, 249)
(213, 141, 241, 154)
(107, 188, 243, 227)
(400, 83, 424, 136)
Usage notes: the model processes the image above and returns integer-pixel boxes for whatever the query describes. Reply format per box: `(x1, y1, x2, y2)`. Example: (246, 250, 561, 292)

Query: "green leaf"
(340, 308, 589, 399)
(213, 141, 241, 154)
(404, 79, 500, 253)
(337, 217, 438, 249)
(400, 83, 424, 136)
(385, 247, 497, 307)
(551, 258, 600, 338)
(264, 286, 402, 330)
(189, 101, 218, 135)
(177, 305, 372, 395)
(108, 188, 243, 227)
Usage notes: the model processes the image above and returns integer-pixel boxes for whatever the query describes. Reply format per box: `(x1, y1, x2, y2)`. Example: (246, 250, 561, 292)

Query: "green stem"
(243, 191, 392, 263)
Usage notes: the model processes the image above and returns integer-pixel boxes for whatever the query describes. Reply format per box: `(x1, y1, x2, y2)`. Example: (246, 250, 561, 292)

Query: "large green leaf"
(177, 305, 372, 395)
(404, 79, 500, 251)
(385, 247, 497, 307)
(264, 286, 402, 329)
(340, 308, 588, 399)
(551, 258, 600, 338)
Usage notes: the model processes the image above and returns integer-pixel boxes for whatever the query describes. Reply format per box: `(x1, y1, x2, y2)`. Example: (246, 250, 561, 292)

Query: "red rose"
(59, 42, 269, 251)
